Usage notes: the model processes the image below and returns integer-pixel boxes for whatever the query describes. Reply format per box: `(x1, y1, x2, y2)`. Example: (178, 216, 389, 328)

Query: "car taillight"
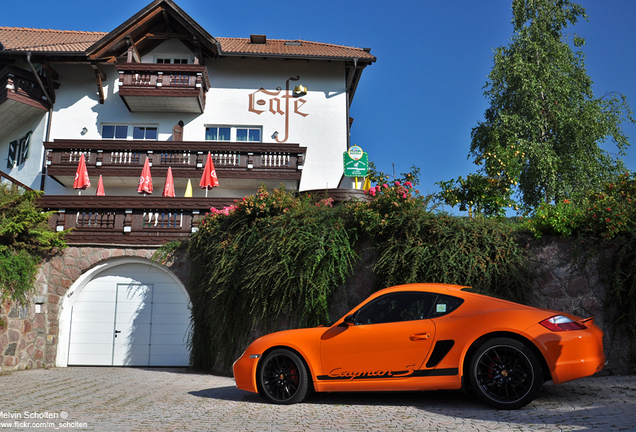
(539, 315, 587, 331)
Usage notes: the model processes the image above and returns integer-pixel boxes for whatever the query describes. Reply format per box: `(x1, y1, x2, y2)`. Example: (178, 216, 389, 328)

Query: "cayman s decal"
(317, 367, 458, 381)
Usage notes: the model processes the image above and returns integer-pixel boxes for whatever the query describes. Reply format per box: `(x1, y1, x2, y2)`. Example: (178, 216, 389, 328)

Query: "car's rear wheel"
(469, 337, 543, 409)
(259, 349, 309, 404)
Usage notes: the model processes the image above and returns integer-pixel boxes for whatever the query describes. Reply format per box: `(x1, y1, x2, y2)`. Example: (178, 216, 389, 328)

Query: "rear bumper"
(528, 321, 605, 385)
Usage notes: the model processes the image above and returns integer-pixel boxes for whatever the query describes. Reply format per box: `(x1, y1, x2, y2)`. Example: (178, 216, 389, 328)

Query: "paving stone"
(0, 368, 633, 431)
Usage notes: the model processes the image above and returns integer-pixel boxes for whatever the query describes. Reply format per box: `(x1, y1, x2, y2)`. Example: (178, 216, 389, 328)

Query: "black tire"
(468, 337, 543, 409)
(259, 349, 309, 404)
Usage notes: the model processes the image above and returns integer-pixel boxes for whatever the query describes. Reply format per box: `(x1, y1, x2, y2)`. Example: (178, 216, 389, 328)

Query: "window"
(430, 295, 464, 318)
(156, 58, 189, 64)
(133, 126, 158, 140)
(353, 292, 437, 325)
(352, 292, 464, 325)
(101, 125, 158, 140)
(205, 127, 231, 141)
(102, 125, 128, 139)
(205, 126, 262, 142)
(237, 128, 261, 142)
(7, 131, 32, 168)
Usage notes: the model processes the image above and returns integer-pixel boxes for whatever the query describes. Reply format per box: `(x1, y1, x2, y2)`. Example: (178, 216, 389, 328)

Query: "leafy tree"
(436, 173, 516, 217)
(469, 0, 633, 210)
(0, 184, 65, 302)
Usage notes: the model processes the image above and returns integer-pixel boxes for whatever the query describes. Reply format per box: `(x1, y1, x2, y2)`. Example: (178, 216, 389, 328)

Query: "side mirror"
(343, 314, 355, 326)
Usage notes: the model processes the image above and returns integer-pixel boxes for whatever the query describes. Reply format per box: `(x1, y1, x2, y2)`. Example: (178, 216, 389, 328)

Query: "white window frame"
(154, 56, 190, 64)
(101, 124, 159, 140)
(132, 126, 159, 141)
(204, 126, 262, 143)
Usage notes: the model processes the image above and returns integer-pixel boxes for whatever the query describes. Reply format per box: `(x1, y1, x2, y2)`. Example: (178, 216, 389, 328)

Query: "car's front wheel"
(259, 349, 309, 404)
(469, 337, 543, 409)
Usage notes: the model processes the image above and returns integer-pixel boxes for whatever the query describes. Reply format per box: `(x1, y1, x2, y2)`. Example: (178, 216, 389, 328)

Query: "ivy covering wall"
(161, 172, 533, 373)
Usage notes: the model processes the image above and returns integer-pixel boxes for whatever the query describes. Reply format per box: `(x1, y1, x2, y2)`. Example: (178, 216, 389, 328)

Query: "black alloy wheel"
(259, 349, 309, 404)
(469, 337, 544, 409)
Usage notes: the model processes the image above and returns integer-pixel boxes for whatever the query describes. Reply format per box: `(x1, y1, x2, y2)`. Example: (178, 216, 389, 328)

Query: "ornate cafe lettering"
(248, 75, 308, 143)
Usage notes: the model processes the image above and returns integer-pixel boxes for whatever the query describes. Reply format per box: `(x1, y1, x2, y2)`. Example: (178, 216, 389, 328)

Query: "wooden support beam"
(125, 34, 141, 63)
(92, 64, 105, 104)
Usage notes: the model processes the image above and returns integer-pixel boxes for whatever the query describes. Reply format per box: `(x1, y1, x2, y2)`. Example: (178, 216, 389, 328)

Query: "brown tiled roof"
(0, 27, 105, 52)
(0, 27, 375, 62)
(217, 37, 375, 61)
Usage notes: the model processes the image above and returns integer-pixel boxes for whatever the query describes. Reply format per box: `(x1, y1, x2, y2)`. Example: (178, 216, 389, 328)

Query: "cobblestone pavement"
(0, 368, 634, 431)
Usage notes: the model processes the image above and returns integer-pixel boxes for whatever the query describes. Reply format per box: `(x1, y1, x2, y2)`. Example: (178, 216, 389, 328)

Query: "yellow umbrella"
(362, 176, 371, 191)
(184, 179, 193, 197)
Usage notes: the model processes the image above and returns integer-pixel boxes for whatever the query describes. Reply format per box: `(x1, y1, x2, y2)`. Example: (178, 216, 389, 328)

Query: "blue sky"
(5, 0, 636, 210)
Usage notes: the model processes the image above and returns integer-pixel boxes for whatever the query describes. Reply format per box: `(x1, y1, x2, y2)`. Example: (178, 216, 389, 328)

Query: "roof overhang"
(85, 0, 221, 63)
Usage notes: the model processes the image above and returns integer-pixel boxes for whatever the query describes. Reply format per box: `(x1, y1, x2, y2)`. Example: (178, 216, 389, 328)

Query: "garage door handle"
(409, 333, 430, 341)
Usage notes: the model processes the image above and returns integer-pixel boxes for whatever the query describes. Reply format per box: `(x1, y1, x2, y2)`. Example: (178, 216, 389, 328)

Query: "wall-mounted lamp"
(293, 84, 307, 97)
(81, 127, 88, 135)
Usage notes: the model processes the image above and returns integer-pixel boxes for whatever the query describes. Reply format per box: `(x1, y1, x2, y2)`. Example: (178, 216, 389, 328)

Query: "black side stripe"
(317, 368, 458, 381)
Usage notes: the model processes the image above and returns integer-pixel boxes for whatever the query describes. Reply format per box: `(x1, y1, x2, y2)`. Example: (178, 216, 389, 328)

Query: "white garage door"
(67, 263, 190, 366)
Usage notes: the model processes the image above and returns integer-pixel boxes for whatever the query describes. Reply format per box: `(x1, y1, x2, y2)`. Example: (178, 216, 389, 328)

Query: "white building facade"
(0, 0, 374, 370)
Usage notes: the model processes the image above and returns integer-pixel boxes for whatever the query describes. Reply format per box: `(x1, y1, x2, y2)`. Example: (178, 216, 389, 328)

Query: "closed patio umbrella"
(162, 167, 175, 197)
(137, 156, 153, 195)
(199, 152, 219, 197)
(73, 153, 91, 194)
(96, 175, 105, 196)
(184, 179, 193, 197)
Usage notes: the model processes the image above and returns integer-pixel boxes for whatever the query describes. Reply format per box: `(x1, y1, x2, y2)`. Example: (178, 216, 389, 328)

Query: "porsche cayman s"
(233, 283, 605, 409)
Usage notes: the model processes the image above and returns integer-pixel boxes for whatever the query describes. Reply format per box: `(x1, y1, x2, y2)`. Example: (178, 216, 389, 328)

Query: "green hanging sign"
(343, 145, 368, 178)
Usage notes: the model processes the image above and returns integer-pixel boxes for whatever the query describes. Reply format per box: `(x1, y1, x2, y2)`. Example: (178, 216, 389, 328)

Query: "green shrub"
(522, 172, 636, 239)
(0, 185, 66, 302)
(187, 186, 358, 371)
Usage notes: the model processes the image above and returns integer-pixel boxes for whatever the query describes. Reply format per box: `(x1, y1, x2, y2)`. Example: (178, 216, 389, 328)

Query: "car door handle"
(409, 333, 431, 341)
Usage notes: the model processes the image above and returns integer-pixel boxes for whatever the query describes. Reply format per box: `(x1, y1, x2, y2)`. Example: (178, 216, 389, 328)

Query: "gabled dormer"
(86, 0, 219, 113)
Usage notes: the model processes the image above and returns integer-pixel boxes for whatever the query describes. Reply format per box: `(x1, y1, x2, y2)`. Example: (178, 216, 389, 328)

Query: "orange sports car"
(233, 283, 605, 409)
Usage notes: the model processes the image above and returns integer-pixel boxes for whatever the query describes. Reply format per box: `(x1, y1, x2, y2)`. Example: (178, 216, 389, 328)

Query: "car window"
(353, 292, 437, 325)
(430, 294, 464, 318)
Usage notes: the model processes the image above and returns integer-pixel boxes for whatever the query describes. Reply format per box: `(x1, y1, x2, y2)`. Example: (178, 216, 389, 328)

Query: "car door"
(319, 292, 437, 385)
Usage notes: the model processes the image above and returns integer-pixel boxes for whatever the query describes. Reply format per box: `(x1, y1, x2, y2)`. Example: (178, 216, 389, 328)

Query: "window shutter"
(19, 131, 32, 164)
(7, 140, 17, 168)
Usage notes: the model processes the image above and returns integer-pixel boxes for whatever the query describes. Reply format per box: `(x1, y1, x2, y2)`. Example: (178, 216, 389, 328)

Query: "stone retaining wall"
(1, 237, 632, 374)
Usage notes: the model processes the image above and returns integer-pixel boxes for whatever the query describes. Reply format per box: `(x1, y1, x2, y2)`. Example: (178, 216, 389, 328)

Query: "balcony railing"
(0, 65, 51, 109)
(116, 63, 211, 113)
(0, 66, 52, 142)
(37, 196, 236, 244)
(38, 190, 369, 244)
(44, 140, 306, 186)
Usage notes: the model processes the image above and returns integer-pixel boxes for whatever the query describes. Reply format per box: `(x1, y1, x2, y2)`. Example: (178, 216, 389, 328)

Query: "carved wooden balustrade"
(116, 63, 211, 113)
(45, 140, 306, 183)
(0, 65, 51, 109)
(37, 196, 236, 244)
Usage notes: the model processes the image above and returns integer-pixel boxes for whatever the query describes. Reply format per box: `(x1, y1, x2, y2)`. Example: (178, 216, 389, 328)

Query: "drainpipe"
(345, 58, 358, 149)
(26, 52, 53, 191)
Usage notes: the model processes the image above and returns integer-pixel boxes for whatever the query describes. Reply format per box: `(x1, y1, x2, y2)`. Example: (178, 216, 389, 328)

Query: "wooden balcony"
(116, 63, 211, 113)
(0, 66, 51, 142)
(37, 195, 236, 244)
(37, 189, 369, 245)
(44, 139, 306, 189)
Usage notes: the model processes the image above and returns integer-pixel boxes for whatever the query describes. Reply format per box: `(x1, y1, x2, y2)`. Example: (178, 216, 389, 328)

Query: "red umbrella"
(162, 167, 175, 197)
(137, 156, 153, 195)
(199, 152, 219, 196)
(73, 153, 91, 194)
(96, 175, 105, 196)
